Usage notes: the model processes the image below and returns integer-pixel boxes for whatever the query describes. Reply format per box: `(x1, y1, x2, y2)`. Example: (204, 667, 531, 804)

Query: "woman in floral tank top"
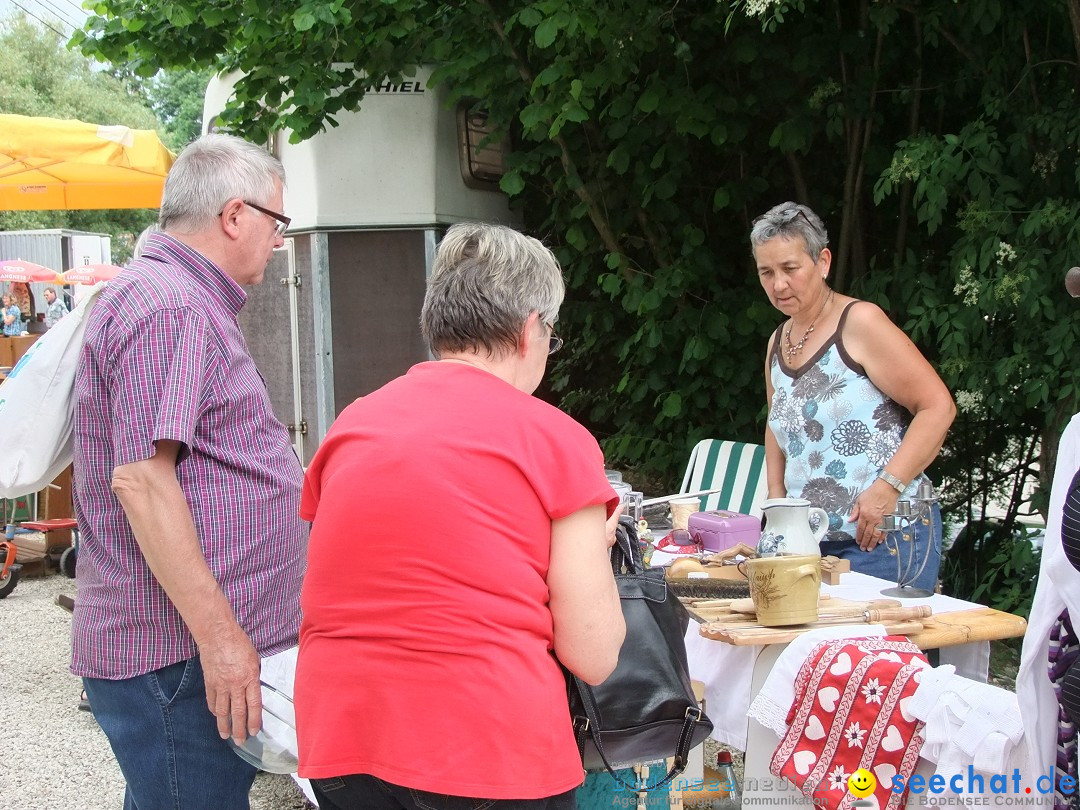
(751, 202, 956, 592)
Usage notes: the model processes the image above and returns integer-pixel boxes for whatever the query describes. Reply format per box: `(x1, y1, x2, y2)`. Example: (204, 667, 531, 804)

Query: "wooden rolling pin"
(795, 605, 932, 626)
(704, 618, 927, 646)
(725, 597, 906, 616)
(815, 599, 909, 619)
(712, 605, 931, 633)
(690, 593, 836, 608)
(694, 603, 928, 629)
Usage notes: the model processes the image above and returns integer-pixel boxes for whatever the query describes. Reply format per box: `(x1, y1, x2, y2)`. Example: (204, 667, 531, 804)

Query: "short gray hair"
(159, 134, 285, 232)
(421, 223, 565, 357)
(750, 201, 829, 260)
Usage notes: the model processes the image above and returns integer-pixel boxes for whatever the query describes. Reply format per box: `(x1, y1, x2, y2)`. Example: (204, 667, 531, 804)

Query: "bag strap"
(610, 516, 643, 575)
(569, 672, 704, 792)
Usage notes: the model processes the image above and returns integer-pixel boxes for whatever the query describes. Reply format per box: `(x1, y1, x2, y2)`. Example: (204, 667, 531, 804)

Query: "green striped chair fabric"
(679, 439, 768, 518)
(2, 493, 36, 525)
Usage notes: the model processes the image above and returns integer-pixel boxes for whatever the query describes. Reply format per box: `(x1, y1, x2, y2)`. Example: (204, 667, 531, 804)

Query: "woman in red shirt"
(296, 222, 626, 809)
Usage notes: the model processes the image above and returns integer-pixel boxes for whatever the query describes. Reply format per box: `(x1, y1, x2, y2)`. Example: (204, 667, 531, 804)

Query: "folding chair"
(1, 493, 37, 524)
(679, 439, 768, 518)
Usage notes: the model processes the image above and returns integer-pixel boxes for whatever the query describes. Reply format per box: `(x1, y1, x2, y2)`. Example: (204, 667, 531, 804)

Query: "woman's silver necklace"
(783, 288, 833, 363)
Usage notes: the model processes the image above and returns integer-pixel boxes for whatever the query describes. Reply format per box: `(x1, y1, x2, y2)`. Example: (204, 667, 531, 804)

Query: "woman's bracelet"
(877, 469, 907, 494)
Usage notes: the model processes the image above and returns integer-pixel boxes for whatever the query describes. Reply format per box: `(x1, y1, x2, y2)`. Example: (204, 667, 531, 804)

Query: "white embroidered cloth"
(908, 667, 1025, 777)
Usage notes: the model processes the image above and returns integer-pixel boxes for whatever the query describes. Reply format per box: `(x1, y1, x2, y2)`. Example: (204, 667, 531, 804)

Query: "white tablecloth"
(685, 571, 992, 750)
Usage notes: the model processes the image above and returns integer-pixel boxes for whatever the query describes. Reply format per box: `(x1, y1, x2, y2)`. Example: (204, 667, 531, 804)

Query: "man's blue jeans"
(83, 657, 258, 810)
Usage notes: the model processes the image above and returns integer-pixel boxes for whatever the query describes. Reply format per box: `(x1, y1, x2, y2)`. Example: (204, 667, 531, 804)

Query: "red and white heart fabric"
(770, 636, 929, 810)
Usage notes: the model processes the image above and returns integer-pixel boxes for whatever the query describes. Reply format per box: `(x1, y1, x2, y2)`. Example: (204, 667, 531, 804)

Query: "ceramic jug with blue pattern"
(758, 498, 827, 557)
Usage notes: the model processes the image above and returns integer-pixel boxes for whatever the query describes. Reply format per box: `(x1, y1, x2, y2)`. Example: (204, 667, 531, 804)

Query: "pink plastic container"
(687, 510, 760, 552)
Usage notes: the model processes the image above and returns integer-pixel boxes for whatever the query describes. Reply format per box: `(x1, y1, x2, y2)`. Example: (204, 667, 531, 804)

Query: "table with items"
(682, 571, 1028, 807)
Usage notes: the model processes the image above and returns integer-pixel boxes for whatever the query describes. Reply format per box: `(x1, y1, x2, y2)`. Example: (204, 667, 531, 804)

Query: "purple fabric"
(71, 233, 307, 679)
(1048, 610, 1080, 810)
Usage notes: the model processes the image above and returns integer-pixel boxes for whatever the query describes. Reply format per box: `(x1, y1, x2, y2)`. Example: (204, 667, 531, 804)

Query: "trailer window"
(457, 104, 507, 191)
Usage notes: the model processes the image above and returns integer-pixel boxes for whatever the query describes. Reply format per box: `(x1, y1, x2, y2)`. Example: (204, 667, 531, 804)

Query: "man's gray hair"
(159, 134, 285, 232)
(750, 201, 829, 260)
(421, 223, 565, 357)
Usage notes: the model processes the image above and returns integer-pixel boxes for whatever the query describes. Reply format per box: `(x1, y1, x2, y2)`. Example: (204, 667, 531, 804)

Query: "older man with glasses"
(71, 133, 307, 810)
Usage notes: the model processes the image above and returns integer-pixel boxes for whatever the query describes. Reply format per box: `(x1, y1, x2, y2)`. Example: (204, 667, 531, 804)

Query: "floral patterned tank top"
(767, 301, 927, 545)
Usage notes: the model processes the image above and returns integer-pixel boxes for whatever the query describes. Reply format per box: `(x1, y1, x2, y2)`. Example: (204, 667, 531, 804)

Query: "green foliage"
(0, 14, 158, 128)
(67, 0, 1080, 515)
(860, 3, 1080, 530)
(943, 520, 1042, 619)
(140, 68, 214, 151)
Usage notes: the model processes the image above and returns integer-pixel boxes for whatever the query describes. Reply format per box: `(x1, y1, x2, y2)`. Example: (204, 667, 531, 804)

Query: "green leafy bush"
(942, 520, 1042, 619)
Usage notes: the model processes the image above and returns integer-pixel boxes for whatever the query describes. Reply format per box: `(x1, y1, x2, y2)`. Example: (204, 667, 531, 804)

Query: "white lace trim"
(747, 692, 791, 739)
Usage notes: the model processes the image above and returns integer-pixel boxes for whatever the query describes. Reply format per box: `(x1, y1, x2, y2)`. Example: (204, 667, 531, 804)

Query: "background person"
(9, 281, 32, 322)
(295, 222, 626, 810)
(133, 222, 162, 256)
(1018, 410, 1080, 791)
(43, 286, 67, 328)
(1, 292, 20, 336)
(752, 201, 955, 591)
(71, 133, 307, 810)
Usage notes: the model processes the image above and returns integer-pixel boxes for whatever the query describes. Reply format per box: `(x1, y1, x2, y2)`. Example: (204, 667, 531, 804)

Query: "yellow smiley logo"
(848, 768, 877, 798)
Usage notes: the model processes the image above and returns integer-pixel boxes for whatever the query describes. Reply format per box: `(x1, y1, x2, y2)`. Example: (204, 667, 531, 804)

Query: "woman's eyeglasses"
(543, 321, 564, 355)
(753, 208, 812, 228)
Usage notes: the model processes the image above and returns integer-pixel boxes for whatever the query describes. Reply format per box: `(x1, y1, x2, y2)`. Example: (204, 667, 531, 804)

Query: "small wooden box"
(820, 556, 851, 585)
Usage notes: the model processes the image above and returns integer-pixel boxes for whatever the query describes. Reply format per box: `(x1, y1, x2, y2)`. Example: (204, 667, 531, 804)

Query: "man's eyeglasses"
(753, 208, 812, 228)
(543, 321, 564, 355)
(244, 200, 291, 236)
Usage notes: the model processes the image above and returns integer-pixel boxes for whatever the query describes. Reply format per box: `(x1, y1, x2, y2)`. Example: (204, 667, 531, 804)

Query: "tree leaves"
(61, 0, 1080, 504)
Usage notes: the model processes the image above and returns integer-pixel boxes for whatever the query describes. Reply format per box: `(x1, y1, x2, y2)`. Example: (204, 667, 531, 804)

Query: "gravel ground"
(1, 568, 752, 809)
(0, 572, 312, 810)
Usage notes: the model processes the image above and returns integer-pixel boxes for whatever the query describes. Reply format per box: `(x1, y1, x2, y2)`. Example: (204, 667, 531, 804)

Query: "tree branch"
(893, 15, 922, 270)
(786, 152, 810, 204)
(1068, 0, 1080, 68)
(477, 0, 624, 261)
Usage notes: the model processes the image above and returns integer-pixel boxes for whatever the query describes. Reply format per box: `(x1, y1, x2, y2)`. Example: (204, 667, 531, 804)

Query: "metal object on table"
(878, 484, 941, 599)
(639, 487, 727, 508)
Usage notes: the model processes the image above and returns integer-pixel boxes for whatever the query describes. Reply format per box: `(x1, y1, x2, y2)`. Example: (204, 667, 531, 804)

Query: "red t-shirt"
(296, 361, 617, 798)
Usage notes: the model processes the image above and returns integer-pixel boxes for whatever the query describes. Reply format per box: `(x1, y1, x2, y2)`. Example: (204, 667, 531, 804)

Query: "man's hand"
(111, 442, 265, 743)
(200, 625, 262, 743)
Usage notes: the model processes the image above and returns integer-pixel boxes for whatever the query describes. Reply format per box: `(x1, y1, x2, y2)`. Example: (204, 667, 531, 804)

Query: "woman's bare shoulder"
(843, 298, 889, 322)
(842, 295, 920, 356)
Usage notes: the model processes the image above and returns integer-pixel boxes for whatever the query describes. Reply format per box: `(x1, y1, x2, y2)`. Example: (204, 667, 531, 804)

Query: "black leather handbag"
(566, 517, 714, 791)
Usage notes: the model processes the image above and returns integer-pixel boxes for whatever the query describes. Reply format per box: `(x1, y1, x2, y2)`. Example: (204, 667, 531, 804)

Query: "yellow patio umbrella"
(0, 114, 176, 210)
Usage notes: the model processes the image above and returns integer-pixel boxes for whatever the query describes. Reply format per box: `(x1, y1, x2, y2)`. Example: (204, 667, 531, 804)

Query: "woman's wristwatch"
(877, 470, 907, 494)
